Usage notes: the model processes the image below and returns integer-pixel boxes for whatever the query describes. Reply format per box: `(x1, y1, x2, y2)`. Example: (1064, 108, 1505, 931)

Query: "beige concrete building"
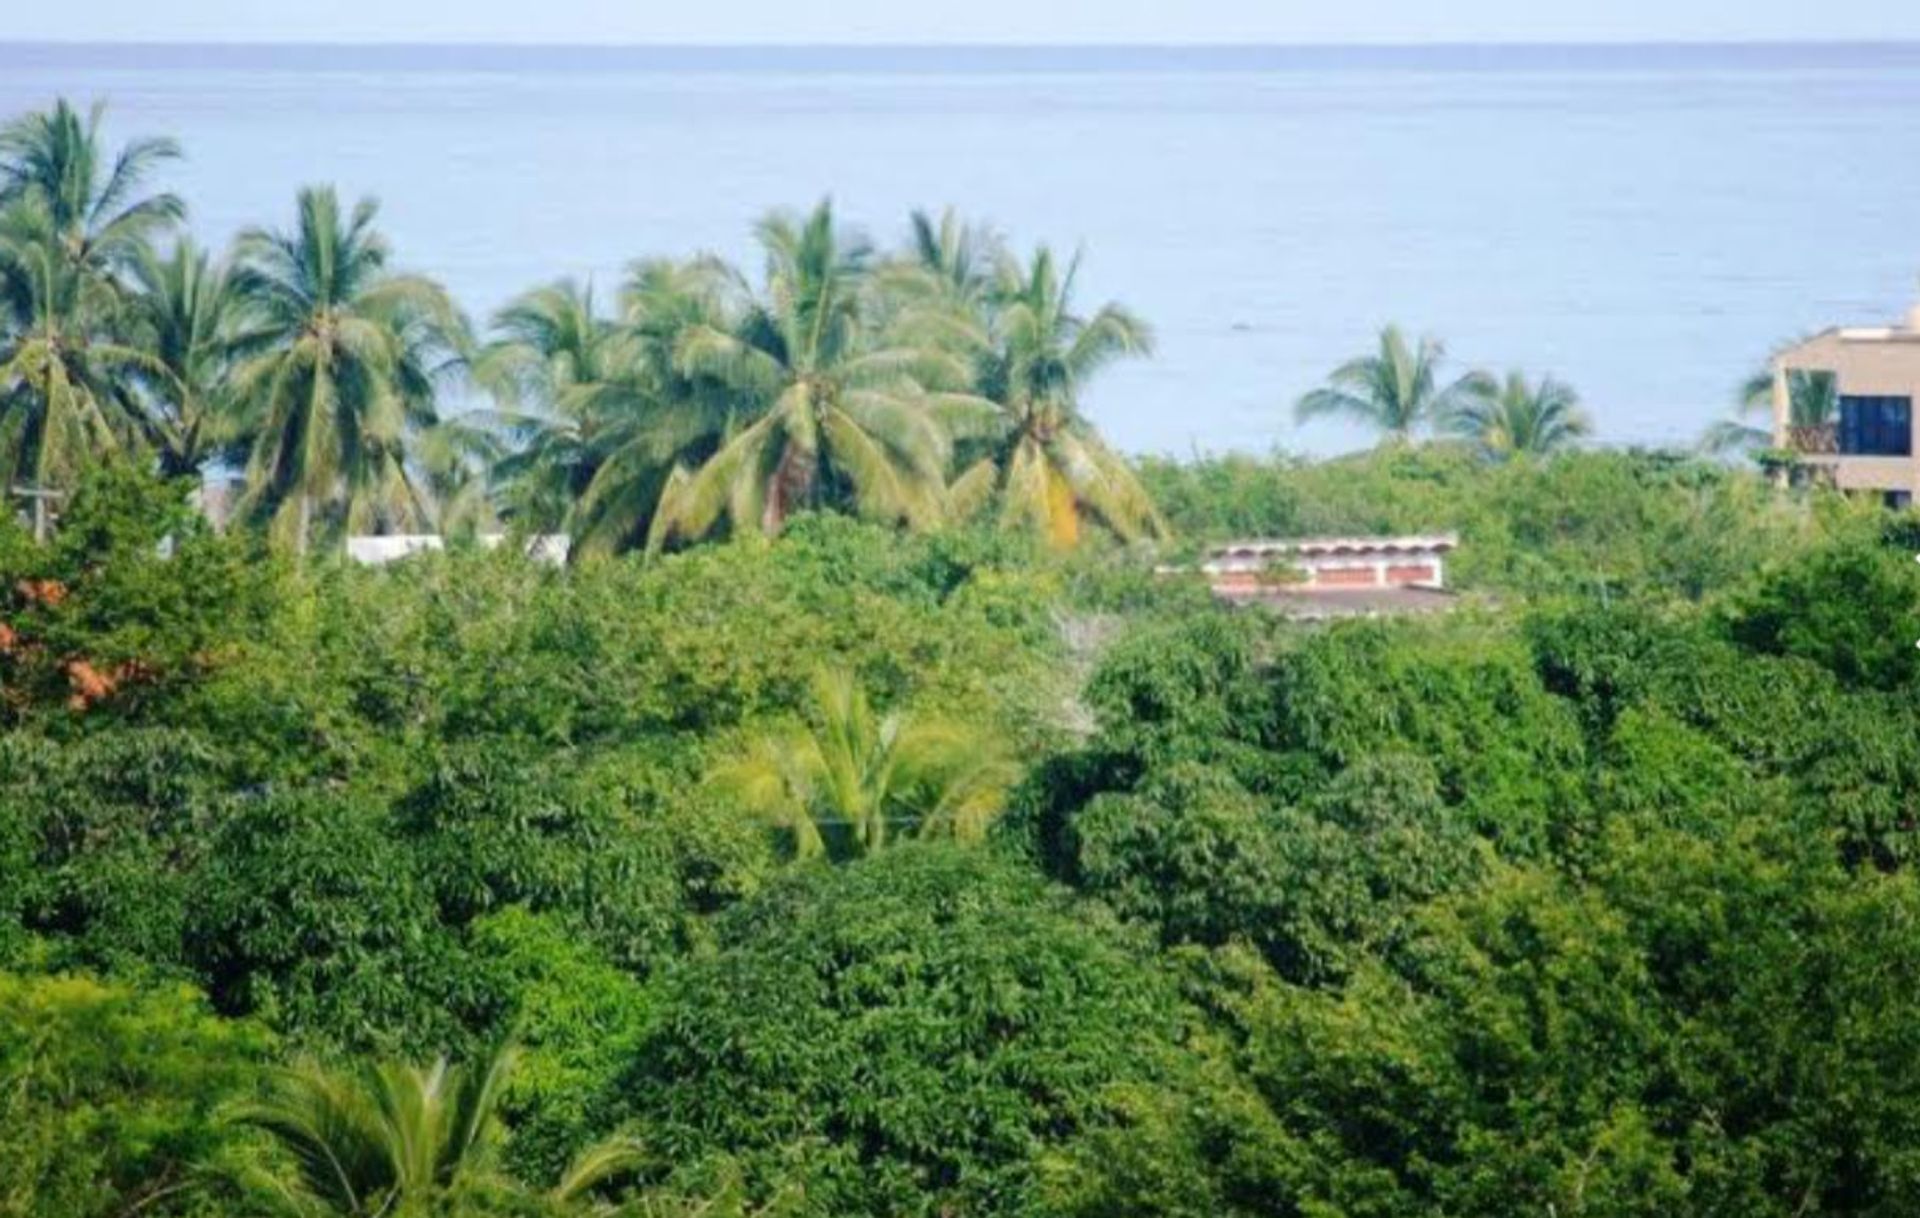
(1773, 305, 1920, 506)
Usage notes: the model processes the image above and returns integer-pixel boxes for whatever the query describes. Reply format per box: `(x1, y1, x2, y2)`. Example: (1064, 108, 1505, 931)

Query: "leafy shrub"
(184, 789, 479, 1051)
(0, 972, 268, 1218)
(0, 466, 271, 723)
(1072, 757, 1481, 984)
(1083, 612, 1277, 778)
(1270, 618, 1588, 856)
(468, 908, 656, 1187)
(618, 845, 1205, 1218)
(0, 728, 229, 971)
(1723, 538, 1920, 691)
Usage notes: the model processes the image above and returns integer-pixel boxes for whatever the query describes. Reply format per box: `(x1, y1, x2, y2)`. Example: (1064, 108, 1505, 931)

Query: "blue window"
(1838, 395, 1912, 456)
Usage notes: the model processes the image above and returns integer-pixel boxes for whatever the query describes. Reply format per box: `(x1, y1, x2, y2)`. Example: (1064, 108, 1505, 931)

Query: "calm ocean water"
(5, 42, 1920, 455)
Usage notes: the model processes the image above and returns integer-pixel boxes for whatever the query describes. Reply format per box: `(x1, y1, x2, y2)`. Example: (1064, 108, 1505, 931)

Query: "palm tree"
(649, 199, 963, 545)
(948, 246, 1164, 547)
(227, 186, 466, 554)
(880, 207, 1004, 314)
(1702, 364, 1837, 456)
(479, 263, 746, 556)
(711, 668, 1017, 859)
(414, 414, 504, 540)
(0, 204, 166, 492)
(126, 237, 250, 476)
(474, 277, 633, 534)
(1295, 325, 1492, 443)
(238, 1043, 640, 1216)
(571, 258, 750, 556)
(0, 98, 183, 281)
(1445, 370, 1591, 459)
(0, 98, 184, 494)
(869, 209, 1002, 385)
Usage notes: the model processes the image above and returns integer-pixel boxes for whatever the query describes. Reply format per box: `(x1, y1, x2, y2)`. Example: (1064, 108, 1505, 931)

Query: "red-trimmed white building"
(1196, 534, 1458, 618)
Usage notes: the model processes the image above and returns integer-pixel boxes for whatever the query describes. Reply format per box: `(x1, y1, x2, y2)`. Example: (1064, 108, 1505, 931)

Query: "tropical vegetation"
(2, 99, 1634, 558)
(0, 103, 1186, 558)
(712, 667, 1018, 857)
(1444, 368, 1591, 458)
(1293, 323, 1493, 442)
(951, 245, 1165, 546)
(238, 1043, 640, 1215)
(9, 96, 1920, 1218)
(1701, 362, 1839, 456)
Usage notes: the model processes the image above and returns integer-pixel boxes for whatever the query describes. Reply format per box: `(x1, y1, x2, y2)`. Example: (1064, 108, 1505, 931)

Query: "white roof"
(346, 535, 444, 564)
(1206, 533, 1459, 560)
(346, 533, 571, 566)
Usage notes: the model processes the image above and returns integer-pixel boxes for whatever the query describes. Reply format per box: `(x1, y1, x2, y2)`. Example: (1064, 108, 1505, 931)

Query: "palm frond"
(947, 456, 1000, 522)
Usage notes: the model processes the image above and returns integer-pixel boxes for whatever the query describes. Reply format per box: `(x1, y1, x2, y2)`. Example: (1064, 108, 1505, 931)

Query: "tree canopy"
(6, 92, 1920, 1218)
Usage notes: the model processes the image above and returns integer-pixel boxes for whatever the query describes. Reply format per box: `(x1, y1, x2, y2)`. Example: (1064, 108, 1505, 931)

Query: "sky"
(17, 0, 1920, 45)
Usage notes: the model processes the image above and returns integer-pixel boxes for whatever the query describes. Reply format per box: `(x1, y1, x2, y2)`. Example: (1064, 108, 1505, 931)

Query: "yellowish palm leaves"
(711, 669, 1019, 859)
(956, 247, 1167, 547)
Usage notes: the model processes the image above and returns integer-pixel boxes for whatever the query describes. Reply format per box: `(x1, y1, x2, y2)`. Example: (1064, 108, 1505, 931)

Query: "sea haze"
(5, 41, 1920, 455)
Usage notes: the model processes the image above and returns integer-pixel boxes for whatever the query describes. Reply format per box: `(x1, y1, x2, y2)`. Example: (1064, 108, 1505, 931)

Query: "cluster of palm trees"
(0, 99, 1167, 556)
(0, 102, 468, 553)
(474, 204, 1166, 556)
(1294, 324, 1593, 458)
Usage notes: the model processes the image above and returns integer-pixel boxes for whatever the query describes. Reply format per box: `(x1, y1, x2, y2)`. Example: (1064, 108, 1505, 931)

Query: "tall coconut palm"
(948, 246, 1164, 547)
(126, 237, 250, 476)
(1445, 370, 1591, 459)
(238, 1043, 639, 1216)
(479, 262, 745, 556)
(474, 277, 633, 533)
(1295, 325, 1492, 443)
(0, 204, 165, 492)
(711, 668, 1017, 859)
(0, 98, 183, 281)
(869, 209, 1001, 384)
(574, 258, 747, 555)
(650, 200, 961, 545)
(227, 186, 466, 554)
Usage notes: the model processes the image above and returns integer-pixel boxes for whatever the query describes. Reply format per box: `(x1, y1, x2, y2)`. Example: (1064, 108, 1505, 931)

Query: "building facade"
(1196, 534, 1458, 618)
(1773, 307, 1920, 507)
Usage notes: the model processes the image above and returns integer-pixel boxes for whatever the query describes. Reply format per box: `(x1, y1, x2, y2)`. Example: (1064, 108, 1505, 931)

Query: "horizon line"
(8, 37, 1920, 50)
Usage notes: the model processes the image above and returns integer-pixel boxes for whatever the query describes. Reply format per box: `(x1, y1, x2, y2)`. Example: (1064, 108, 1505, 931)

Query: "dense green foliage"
(1140, 442, 1862, 600)
(619, 846, 1209, 1217)
(6, 92, 1920, 1218)
(0, 972, 267, 1218)
(8, 446, 1919, 1217)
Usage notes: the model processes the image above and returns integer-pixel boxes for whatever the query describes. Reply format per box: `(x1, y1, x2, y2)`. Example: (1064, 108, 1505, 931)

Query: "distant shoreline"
(8, 40, 1920, 74)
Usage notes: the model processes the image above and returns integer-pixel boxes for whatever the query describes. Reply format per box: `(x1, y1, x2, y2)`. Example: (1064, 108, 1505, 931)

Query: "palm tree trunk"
(35, 359, 56, 490)
(761, 470, 784, 535)
(763, 444, 814, 535)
